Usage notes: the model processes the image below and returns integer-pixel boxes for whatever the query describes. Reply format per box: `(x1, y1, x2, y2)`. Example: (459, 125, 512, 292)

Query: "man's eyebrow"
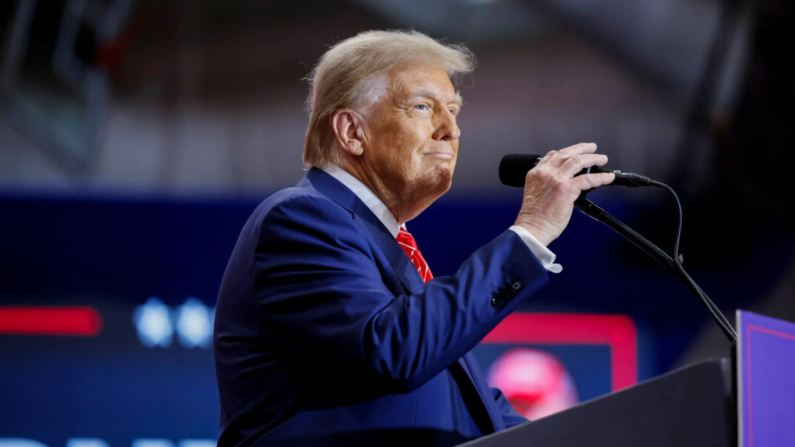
(408, 88, 464, 107)
(450, 92, 463, 108)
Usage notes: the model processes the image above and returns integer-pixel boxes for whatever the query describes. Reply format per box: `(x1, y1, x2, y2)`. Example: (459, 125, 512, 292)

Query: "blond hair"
(302, 30, 475, 167)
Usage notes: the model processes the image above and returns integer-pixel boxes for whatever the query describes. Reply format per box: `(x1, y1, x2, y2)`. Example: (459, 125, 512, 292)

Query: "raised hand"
(514, 143, 615, 246)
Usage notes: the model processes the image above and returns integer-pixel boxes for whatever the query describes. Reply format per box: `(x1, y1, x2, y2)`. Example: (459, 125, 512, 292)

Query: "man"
(214, 30, 614, 446)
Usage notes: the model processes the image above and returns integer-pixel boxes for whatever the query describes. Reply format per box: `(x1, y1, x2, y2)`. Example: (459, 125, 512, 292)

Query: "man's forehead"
(389, 65, 462, 103)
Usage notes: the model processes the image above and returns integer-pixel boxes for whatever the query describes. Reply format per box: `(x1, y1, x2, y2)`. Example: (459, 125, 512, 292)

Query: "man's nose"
(433, 109, 461, 141)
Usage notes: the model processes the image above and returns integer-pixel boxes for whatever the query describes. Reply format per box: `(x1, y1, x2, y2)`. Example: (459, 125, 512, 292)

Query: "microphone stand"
(574, 196, 737, 342)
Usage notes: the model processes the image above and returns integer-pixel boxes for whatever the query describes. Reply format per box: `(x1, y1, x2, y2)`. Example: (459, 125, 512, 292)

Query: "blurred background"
(1, 0, 793, 444)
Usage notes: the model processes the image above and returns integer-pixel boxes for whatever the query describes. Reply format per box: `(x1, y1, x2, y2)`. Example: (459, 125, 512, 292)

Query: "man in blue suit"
(214, 30, 614, 446)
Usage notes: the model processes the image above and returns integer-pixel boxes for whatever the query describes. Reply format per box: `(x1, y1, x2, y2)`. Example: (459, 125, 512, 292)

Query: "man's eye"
(449, 108, 459, 116)
(414, 104, 430, 111)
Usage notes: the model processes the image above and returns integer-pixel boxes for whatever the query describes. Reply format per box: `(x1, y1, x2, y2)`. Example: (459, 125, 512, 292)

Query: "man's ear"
(331, 108, 365, 156)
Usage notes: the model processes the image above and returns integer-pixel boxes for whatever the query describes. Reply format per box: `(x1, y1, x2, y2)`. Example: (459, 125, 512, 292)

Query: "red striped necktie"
(396, 228, 433, 283)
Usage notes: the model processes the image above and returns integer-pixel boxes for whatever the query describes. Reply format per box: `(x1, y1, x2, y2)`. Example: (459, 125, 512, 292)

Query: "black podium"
(459, 358, 736, 447)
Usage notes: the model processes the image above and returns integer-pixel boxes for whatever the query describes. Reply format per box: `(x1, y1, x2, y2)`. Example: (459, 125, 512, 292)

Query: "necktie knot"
(397, 228, 433, 283)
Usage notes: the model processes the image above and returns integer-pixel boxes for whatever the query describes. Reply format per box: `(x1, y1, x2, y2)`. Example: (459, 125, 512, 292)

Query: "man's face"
(358, 62, 462, 219)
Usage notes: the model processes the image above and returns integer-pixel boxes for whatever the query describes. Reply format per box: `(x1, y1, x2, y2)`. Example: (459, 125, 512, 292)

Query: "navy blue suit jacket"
(214, 168, 550, 446)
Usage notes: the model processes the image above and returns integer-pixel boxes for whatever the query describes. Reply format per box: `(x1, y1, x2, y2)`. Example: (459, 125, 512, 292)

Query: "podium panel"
(460, 358, 735, 447)
(738, 311, 795, 446)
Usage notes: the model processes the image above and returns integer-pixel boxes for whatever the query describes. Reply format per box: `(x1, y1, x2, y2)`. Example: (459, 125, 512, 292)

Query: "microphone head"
(499, 154, 541, 187)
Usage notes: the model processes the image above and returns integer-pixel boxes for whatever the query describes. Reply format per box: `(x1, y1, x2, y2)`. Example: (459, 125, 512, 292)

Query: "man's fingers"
(539, 143, 596, 166)
(573, 172, 615, 190)
(537, 143, 605, 176)
(558, 153, 609, 177)
(559, 142, 598, 156)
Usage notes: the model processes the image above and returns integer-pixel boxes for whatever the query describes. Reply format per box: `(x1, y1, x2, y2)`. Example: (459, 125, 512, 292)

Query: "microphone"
(499, 154, 651, 188)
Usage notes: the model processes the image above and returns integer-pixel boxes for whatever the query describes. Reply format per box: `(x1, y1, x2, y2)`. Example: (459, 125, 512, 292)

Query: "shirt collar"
(320, 163, 402, 238)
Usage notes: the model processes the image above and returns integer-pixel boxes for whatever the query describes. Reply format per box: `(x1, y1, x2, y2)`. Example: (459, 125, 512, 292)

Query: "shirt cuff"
(508, 225, 563, 274)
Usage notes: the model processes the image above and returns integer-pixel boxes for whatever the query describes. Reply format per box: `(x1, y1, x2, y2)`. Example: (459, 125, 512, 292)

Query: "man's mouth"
(424, 151, 455, 160)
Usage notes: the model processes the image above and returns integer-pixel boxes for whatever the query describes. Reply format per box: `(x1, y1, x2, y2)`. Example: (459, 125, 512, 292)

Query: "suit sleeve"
(491, 387, 530, 428)
(254, 194, 550, 393)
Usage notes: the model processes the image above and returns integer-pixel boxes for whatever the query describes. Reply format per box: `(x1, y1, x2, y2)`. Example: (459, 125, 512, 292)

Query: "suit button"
(491, 296, 504, 307)
(512, 282, 521, 291)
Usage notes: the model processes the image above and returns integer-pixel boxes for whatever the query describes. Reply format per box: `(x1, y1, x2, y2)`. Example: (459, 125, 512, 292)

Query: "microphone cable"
(575, 182, 737, 342)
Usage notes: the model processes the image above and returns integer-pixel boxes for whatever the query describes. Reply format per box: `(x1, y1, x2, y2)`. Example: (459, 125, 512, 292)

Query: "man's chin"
(438, 164, 455, 187)
(427, 170, 455, 204)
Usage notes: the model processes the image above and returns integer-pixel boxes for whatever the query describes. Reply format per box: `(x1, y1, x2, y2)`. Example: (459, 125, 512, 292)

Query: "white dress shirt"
(320, 163, 562, 273)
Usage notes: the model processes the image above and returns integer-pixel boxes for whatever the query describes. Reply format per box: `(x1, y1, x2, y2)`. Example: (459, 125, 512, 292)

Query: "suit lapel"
(303, 168, 422, 295)
(460, 353, 503, 432)
(303, 169, 496, 432)
(354, 210, 425, 295)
